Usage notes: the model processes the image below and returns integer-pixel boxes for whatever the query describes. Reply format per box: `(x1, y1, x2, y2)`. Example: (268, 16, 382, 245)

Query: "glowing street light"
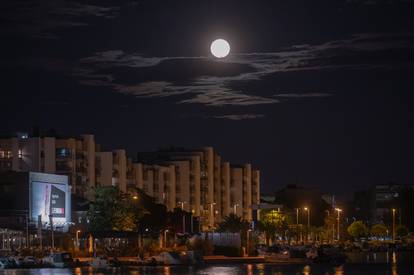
(210, 202, 216, 228)
(164, 229, 169, 248)
(233, 203, 239, 215)
(392, 208, 396, 242)
(304, 207, 310, 242)
(335, 208, 342, 241)
(76, 230, 81, 249)
(178, 202, 186, 233)
(303, 207, 310, 228)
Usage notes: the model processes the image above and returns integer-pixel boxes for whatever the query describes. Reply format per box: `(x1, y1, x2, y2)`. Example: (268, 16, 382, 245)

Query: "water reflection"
(334, 265, 344, 275)
(2, 262, 414, 275)
(302, 265, 311, 275)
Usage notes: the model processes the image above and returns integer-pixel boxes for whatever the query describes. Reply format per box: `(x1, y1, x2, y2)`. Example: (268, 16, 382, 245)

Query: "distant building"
(369, 183, 414, 224)
(0, 133, 131, 199)
(136, 147, 260, 229)
(1, 133, 261, 230)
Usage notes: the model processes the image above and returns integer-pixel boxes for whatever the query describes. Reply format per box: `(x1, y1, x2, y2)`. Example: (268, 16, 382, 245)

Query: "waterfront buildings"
(0, 132, 261, 229)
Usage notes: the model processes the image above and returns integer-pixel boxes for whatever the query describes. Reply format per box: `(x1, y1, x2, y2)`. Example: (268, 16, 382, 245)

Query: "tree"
(396, 225, 409, 238)
(217, 214, 250, 233)
(347, 221, 368, 240)
(370, 224, 388, 239)
(88, 187, 142, 231)
(258, 210, 289, 245)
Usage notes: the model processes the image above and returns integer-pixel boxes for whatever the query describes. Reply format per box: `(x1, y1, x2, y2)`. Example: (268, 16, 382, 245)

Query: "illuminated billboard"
(29, 172, 71, 232)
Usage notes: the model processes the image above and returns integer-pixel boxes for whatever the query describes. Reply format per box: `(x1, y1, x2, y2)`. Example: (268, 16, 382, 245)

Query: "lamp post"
(49, 215, 54, 252)
(233, 203, 239, 215)
(210, 203, 216, 229)
(295, 208, 300, 243)
(392, 208, 396, 242)
(178, 202, 186, 233)
(246, 229, 252, 257)
(76, 230, 81, 249)
(335, 208, 342, 241)
(296, 208, 299, 225)
(304, 207, 310, 242)
(164, 229, 169, 248)
(191, 209, 195, 233)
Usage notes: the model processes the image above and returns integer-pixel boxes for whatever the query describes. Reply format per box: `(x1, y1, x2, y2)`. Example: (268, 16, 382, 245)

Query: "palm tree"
(217, 213, 250, 233)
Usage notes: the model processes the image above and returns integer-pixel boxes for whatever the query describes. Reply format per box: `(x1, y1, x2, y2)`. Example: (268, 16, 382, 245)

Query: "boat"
(42, 252, 74, 268)
(151, 252, 182, 265)
(90, 256, 109, 268)
(0, 257, 17, 269)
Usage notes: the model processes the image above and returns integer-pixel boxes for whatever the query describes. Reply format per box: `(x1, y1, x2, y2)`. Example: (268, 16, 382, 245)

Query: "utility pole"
(49, 215, 54, 252)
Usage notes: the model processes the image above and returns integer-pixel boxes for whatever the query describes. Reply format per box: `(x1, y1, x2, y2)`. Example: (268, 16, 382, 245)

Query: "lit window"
(18, 149, 23, 158)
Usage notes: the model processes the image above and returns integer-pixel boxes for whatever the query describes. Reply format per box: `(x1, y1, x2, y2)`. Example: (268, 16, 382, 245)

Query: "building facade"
(1, 133, 261, 229)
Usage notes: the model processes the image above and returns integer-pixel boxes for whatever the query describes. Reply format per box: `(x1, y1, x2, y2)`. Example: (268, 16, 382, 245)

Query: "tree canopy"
(347, 221, 368, 239)
(87, 186, 143, 231)
(217, 213, 250, 233)
(370, 224, 388, 238)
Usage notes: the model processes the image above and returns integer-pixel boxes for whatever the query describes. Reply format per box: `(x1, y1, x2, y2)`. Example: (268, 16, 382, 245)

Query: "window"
(18, 149, 23, 158)
(56, 148, 70, 158)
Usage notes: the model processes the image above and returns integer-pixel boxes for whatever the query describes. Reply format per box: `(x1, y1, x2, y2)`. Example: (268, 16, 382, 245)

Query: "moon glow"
(210, 39, 230, 58)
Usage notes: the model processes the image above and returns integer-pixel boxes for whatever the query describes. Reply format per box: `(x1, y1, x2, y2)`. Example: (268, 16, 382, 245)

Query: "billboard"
(29, 172, 71, 232)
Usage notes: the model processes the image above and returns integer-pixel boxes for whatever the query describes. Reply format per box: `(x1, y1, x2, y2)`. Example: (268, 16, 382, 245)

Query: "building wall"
(95, 152, 113, 187)
(230, 167, 243, 218)
(81, 135, 96, 199)
(112, 149, 127, 192)
(242, 164, 252, 221)
(170, 160, 190, 211)
(221, 162, 231, 217)
(214, 154, 222, 222)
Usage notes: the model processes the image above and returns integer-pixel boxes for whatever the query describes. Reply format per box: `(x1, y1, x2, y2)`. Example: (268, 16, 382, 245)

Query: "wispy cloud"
(73, 32, 414, 108)
(210, 114, 265, 120)
(274, 93, 332, 98)
(0, 0, 120, 39)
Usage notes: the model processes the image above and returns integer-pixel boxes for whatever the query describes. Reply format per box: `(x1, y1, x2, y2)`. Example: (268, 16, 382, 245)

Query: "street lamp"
(178, 202, 186, 233)
(246, 229, 252, 257)
(233, 203, 239, 215)
(392, 208, 396, 242)
(303, 207, 310, 227)
(191, 209, 195, 233)
(76, 230, 81, 249)
(132, 195, 138, 200)
(164, 229, 169, 248)
(210, 203, 216, 228)
(335, 208, 342, 241)
(304, 207, 310, 242)
(296, 208, 299, 225)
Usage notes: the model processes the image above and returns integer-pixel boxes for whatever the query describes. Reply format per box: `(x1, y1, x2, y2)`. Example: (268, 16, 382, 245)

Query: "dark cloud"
(0, 0, 120, 39)
(71, 33, 414, 108)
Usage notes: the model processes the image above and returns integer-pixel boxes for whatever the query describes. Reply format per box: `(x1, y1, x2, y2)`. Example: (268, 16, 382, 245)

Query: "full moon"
(210, 39, 230, 58)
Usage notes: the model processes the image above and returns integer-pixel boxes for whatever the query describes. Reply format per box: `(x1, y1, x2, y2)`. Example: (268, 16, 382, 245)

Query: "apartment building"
(135, 147, 261, 229)
(0, 133, 127, 199)
(1, 133, 261, 228)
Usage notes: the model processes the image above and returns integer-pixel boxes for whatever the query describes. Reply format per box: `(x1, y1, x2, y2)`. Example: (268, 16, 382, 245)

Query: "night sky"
(2, 0, 414, 199)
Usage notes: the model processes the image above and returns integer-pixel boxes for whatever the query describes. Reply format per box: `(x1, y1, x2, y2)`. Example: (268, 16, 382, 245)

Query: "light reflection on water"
(1, 263, 413, 275)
